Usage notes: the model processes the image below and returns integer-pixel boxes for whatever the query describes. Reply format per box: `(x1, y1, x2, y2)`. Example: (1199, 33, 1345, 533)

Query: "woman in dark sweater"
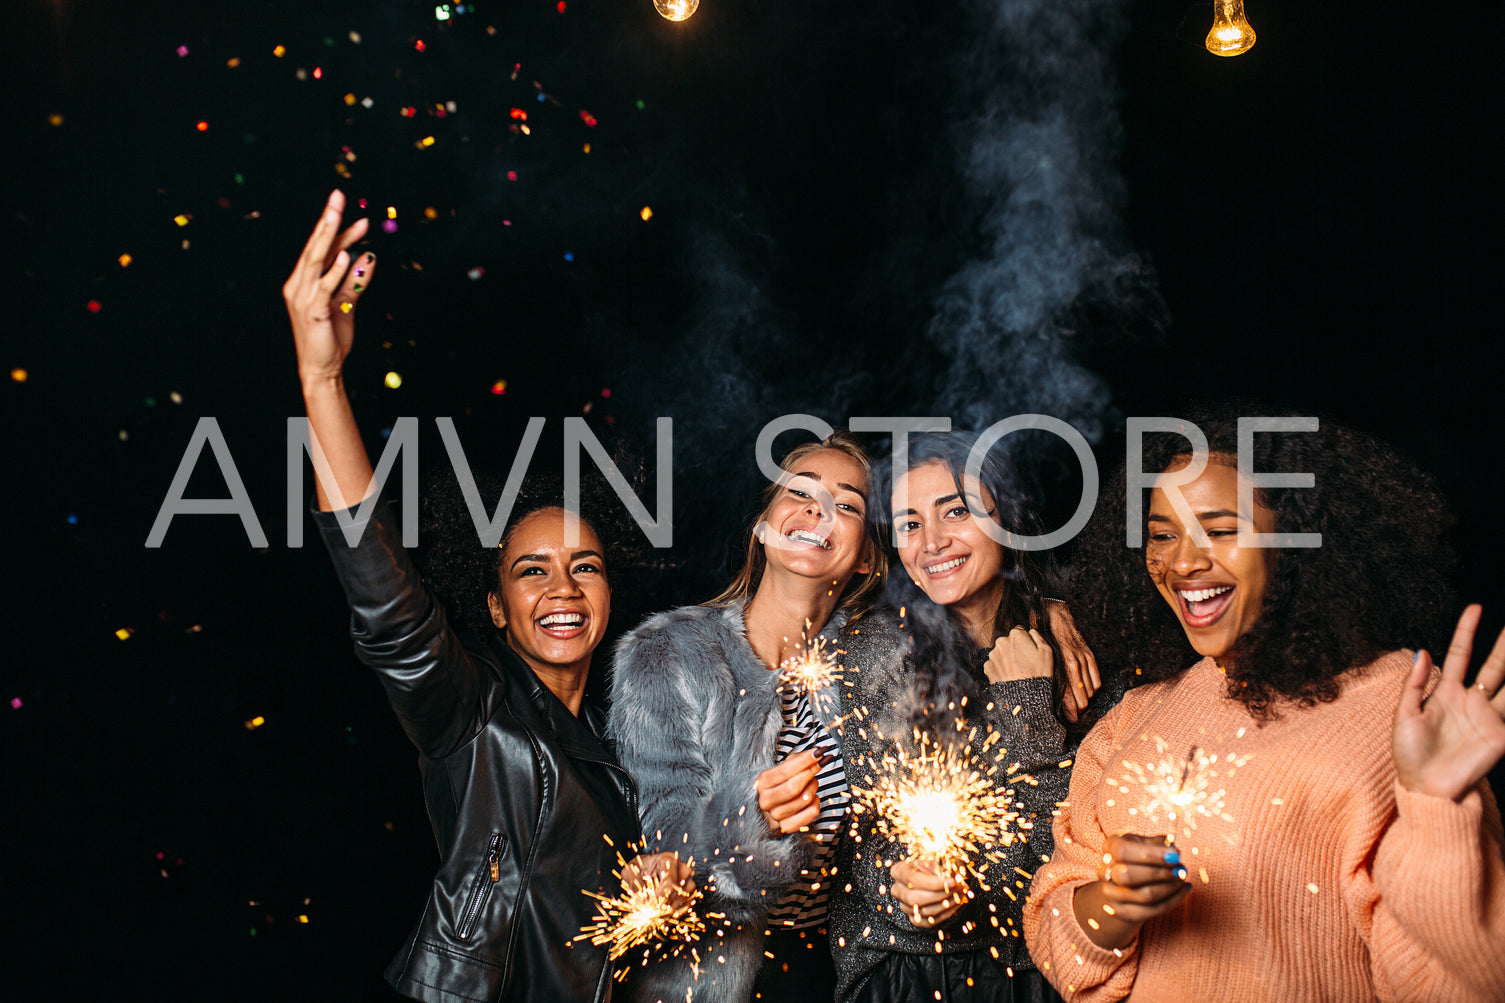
(830, 430, 1098, 1003)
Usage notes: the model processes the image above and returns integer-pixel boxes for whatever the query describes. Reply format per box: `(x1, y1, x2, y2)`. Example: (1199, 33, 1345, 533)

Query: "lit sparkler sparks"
(575, 857, 705, 964)
(779, 625, 843, 717)
(850, 730, 1023, 881)
(1116, 737, 1252, 841)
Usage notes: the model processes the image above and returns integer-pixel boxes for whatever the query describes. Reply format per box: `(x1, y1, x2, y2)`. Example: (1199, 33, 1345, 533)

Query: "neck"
(509, 642, 589, 716)
(953, 580, 1006, 649)
(743, 569, 844, 670)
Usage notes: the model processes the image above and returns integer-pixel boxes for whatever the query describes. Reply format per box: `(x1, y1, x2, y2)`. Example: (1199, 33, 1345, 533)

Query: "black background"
(5, 0, 1500, 997)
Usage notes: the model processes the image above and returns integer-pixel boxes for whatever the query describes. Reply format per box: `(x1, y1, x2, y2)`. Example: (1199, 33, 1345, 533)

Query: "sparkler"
(850, 729, 1023, 882)
(778, 624, 843, 718)
(1116, 737, 1252, 842)
(575, 854, 705, 965)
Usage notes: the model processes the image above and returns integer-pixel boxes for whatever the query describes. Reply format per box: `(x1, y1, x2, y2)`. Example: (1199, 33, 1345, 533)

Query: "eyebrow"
(791, 471, 868, 502)
(1146, 510, 1242, 523)
(510, 549, 604, 569)
(893, 491, 984, 519)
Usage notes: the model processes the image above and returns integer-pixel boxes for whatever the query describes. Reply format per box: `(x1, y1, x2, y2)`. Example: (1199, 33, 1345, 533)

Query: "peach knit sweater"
(1023, 650, 1505, 1002)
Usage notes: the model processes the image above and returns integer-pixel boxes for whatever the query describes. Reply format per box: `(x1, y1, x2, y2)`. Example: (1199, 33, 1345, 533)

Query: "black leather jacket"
(316, 502, 639, 1003)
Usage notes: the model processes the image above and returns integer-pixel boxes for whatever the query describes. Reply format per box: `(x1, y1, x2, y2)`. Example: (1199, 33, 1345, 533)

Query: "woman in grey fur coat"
(829, 430, 1104, 1003)
(609, 431, 887, 1003)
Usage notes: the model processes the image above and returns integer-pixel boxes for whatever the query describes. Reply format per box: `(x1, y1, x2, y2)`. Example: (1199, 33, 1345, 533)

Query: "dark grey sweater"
(828, 611, 1072, 1002)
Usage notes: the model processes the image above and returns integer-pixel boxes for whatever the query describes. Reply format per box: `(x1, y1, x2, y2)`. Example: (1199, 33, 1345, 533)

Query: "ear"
(487, 592, 507, 631)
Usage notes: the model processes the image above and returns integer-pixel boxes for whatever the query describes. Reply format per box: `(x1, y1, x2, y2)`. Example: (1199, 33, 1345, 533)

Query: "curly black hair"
(411, 464, 647, 648)
(1067, 405, 1456, 721)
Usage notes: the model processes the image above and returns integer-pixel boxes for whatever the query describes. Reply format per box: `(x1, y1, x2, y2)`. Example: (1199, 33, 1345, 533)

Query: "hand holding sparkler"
(1073, 833, 1191, 951)
(578, 850, 704, 964)
(756, 748, 823, 834)
(890, 856, 967, 927)
(621, 851, 698, 908)
(1393, 604, 1505, 801)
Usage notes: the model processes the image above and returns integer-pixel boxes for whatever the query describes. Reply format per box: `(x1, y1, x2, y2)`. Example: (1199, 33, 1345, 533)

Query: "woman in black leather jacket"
(284, 190, 639, 1002)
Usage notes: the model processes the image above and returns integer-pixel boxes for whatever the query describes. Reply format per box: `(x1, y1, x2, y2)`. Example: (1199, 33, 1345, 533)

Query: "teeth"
(1181, 586, 1232, 603)
(926, 556, 967, 574)
(539, 613, 584, 627)
(788, 529, 831, 550)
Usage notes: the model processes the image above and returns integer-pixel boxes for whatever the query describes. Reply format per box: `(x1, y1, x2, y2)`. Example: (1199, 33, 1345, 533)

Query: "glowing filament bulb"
(1206, 0, 1256, 57)
(653, 0, 698, 22)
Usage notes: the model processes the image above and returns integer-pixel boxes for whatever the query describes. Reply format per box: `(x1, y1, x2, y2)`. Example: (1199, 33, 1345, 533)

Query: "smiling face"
(1145, 459, 1276, 663)
(758, 448, 873, 589)
(891, 460, 1006, 630)
(487, 507, 611, 684)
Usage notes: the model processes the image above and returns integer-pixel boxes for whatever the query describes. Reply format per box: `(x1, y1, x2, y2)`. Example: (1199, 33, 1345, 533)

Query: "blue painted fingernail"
(1164, 850, 1180, 865)
(1176, 866, 1188, 881)
(1413, 650, 1423, 664)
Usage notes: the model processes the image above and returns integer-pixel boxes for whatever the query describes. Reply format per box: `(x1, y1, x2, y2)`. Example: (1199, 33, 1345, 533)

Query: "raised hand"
(890, 856, 967, 927)
(1072, 833, 1191, 950)
(1393, 604, 1505, 801)
(282, 189, 374, 382)
(756, 748, 822, 834)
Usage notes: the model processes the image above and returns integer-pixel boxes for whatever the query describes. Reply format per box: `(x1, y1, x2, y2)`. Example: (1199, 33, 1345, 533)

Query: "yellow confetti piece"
(386, 206, 397, 219)
(10, 368, 28, 383)
(384, 371, 403, 389)
(226, 57, 241, 68)
(339, 301, 353, 314)
(297, 915, 309, 924)
(583, 143, 591, 154)
(244, 716, 266, 730)
(424, 206, 438, 220)
(640, 206, 653, 221)
(1199, 867, 1210, 883)
(1307, 883, 1320, 894)
(115, 627, 134, 641)
(418, 135, 436, 148)
(273, 44, 286, 57)
(48, 113, 65, 127)
(173, 214, 190, 227)
(118, 253, 133, 267)
(343, 92, 357, 106)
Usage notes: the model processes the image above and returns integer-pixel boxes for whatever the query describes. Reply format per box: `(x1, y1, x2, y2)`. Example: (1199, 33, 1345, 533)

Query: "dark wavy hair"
(1067, 407, 1455, 721)
(870, 430, 1077, 730)
(412, 466, 644, 648)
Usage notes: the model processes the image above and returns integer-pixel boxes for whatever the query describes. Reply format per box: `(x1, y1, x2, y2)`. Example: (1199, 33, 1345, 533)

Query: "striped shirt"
(764, 684, 851, 930)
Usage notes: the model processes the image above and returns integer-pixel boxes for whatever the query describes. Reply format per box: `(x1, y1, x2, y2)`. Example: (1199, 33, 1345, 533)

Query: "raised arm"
(282, 189, 378, 511)
(286, 192, 483, 760)
(1367, 606, 1505, 1001)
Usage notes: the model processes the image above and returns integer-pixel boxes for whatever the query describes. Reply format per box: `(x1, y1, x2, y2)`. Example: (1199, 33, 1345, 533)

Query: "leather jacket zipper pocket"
(457, 832, 506, 941)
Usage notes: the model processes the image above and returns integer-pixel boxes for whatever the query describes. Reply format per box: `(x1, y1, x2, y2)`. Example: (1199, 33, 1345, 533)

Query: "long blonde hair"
(707, 429, 886, 622)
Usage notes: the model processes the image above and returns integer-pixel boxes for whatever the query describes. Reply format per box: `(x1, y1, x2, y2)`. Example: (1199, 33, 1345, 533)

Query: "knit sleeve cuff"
(1038, 884, 1141, 997)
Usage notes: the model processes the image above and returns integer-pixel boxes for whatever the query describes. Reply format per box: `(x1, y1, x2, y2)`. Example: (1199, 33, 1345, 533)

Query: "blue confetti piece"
(66, 513, 78, 525)
(563, 252, 574, 262)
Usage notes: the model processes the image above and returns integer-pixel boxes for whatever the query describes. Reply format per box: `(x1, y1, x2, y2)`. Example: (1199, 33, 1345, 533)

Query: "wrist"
(300, 370, 347, 397)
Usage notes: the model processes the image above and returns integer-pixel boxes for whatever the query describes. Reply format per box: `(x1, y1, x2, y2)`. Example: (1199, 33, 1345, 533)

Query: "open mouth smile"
(786, 528, 832, 550)
(536, 611, 589, 638)
(1174, 584, 1234, 627)
(922, 555, 968, 576)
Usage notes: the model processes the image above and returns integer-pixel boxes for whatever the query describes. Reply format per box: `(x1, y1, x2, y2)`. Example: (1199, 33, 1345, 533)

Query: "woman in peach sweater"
(1023, 413, 1505, 1002)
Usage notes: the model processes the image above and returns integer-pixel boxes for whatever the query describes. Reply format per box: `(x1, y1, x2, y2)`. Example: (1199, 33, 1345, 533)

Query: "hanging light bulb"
(653, 0, 698, 21)
(1205, 0, 1256, 57)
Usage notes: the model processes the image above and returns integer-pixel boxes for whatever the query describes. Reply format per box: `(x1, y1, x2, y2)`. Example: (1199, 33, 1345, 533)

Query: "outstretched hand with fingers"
(1393, 604, 1505, 801)
(282, 189, 375, 382)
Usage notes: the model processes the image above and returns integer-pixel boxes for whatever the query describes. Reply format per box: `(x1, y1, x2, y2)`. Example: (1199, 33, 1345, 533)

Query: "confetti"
(384, 371, 403, 389)
(10, 368, 27, 382)
(490, 379, 508, 395)
(115, 627, 135, 641)
(118, 254, 133, 267)
(174, 214, 191, 227)
(87, 300, 102, 314)
(245, 716, 266, 730)
(9, 698, 21, 710)
(273, 44, 286, 58)
(196, 120, 209, 132)
(579, 110, 598, 127)
(640, 206, 654, 221)
(177, 45, 190, 58)
(48, 113, 64, 127)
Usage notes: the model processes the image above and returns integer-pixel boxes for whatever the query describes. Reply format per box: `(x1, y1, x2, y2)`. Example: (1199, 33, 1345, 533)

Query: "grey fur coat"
(608, 602, 843, 1003)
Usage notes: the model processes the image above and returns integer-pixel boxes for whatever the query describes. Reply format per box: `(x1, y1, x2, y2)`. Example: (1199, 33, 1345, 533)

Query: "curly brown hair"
(1068, 406, 1456, 720)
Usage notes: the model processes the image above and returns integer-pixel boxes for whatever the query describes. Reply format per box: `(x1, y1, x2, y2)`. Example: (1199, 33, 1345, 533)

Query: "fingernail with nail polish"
(1176, 867, 1188, 881)
(1163, 850, 1180, 865)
